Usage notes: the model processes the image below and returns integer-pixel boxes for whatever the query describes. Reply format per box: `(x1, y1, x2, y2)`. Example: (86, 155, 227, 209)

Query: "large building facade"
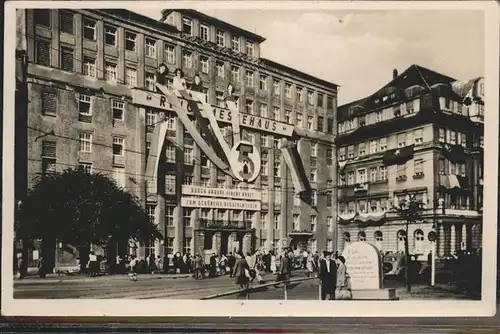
(335, 66, 484, 261)
(15, 8, 339, 262)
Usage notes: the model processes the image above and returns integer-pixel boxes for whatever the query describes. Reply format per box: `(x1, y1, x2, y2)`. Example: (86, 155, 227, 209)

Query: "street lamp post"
(393, 193, 424, 293)
(55, 241, 63, 276)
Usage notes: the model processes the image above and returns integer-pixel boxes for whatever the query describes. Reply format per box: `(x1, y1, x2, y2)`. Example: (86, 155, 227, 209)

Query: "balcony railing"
(198, 219, 253, 230)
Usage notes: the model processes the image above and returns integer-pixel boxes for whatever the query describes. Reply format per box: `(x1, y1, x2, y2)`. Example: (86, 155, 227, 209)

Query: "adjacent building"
(15, 8, 339, 265)
(335, 65, 484, 261)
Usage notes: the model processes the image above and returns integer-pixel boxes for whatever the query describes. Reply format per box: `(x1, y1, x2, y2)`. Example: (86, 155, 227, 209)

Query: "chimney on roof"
(393, 69, 398, 79)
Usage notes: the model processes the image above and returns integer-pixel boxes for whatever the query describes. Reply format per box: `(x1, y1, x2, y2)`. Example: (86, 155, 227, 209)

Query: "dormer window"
(216, 30, 225, 47)
(125, 32, 136, 52)
(200, 24, 209, 41)
(182, 17, 192, 35)
(231, 35, 240, 52)
(246, 41, 254, 57)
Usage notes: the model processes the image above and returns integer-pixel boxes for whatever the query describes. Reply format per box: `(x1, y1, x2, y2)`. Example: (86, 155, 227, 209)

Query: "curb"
(14, 274, 193, 284)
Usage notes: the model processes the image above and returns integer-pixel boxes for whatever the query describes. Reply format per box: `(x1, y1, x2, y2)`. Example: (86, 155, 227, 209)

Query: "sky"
(135, 8, 485, 105)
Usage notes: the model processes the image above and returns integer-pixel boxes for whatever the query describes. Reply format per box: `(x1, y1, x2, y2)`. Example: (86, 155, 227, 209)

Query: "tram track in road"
(14, 273, 287, 299)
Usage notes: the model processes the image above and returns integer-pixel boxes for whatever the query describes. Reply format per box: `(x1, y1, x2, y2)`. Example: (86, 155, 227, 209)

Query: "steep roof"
(338, 64, 457, 122)
(452, 77, 482, 98)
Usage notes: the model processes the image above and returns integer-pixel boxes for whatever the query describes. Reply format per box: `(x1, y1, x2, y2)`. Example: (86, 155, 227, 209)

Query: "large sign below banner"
(181, 197, 261, 211)
(182, 185, 261, 201)
(132, 89, 294, 137)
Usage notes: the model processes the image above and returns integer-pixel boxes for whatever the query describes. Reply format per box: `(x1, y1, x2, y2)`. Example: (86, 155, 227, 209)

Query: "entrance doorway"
(220, 232, 229, 255)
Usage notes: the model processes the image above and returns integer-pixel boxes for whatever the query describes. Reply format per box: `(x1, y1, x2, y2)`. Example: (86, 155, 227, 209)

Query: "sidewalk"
(14, 272, 193, 284)
(395, 283, 480, 300)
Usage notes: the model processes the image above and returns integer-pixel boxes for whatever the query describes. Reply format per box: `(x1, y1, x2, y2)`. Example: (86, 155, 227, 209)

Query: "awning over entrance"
(288, 230, 314, 238)
(338, 212, 387, 227)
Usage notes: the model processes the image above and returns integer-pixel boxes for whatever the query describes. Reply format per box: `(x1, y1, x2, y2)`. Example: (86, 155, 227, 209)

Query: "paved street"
(14, 271, 297, 299)
(14, 270, 477, 300)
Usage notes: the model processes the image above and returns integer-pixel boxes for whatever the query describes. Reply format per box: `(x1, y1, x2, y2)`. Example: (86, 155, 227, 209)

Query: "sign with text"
(132, 89, 294, 137)
(342, 242, 383, 290)
(181, 197, 261, 211)
(182, 185, 261, 201)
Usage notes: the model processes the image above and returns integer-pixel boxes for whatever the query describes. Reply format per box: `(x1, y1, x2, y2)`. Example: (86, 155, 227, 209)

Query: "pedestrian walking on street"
(88, 251, 98, 277)
(209, 253, 217, 277)
(219, 254, 228, 275)
(156, 255, 163, 274)
(319, 251, 337, 300)
(335, 256, 352, 300)
(302, 250, 308, 269)
(233, 252, 250, 289)
(174, 252, 181, 274)
(194, 254, 203, 280)
(276, 250, 291, 287)
(306, 253, 315, 277)
(17, 256, 25, 279)
(270, 251, 277, 274)
(228, 252, 236, 277)
(37, 256, 46, 278)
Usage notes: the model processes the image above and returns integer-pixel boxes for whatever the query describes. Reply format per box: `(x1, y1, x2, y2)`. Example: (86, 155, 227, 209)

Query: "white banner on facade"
(132, 89, 294, 137)
(182, 185, 261, 201)
(181, 197, 261, 211)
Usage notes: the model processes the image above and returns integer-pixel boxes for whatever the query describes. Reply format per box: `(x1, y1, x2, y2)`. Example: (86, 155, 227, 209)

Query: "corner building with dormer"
(15, 8, 339, 263)
(335, 66, 484, 261)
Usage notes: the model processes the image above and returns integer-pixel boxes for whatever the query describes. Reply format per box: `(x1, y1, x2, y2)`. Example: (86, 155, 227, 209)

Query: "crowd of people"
(28, 247, 352, 300)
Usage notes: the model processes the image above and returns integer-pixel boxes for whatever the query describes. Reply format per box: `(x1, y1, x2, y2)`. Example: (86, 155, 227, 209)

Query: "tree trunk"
(404, 221, 411, 292)
(41, 238, 56, 273)
(106, 238, 117, 274)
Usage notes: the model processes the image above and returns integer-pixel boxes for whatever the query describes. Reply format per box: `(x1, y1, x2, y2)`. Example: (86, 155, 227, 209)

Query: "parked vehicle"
(382, 252, 422, 281)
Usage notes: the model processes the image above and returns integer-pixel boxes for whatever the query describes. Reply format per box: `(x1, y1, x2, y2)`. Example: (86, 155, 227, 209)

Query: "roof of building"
(259, 58, 339, 90)
(160, 9, 267, 43)
(99, 9, 180, 34)
(452, 77, 482, 98)
(337, 64, 458, 121)
(97, 9, 337, 91)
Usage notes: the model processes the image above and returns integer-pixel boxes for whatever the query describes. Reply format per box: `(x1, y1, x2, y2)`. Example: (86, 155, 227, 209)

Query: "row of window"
(342, 229, 427, 254)
(339, 197, 391, 215)
(338, 98, 421, 134)
(34, 9, 257, 64)
(179, 15, 256, 57)
(33, 15, 334, 109)
(39, 145, 128, 189)
(337, 127, 472, 161)
(41, 133, 122, 160)
(291, 214, 334, 232)
(148, 206, 256, 227)
(339, 158, 466, 186)
(340, 166, 387, 185)
(38, 41, 335, 133)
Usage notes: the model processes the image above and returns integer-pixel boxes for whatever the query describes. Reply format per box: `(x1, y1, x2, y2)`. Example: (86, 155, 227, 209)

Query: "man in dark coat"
(228, 252, 236, 277)
(319, 251, 337, 300)
(233, 252, 250, 288)
(209, 253, 217, 277)
(276, 250, 292, 286)
(194, 254, 203, 280)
